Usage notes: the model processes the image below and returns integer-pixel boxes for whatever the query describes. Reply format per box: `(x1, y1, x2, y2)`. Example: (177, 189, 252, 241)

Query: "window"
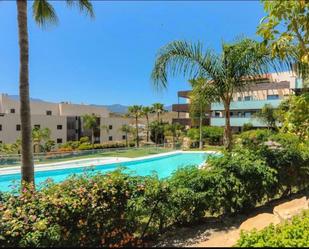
(244, 96, 252, 101)
(16, 124, 21, 131)
(214, 111, 221, 117)
(46, 110, 52, 115)
(0, 124, 2, 131)
(0, 141, 2, 144)
(10, 108, 15, 113)
(108, 136, 113, 141)
(238, 112, 243, 118)
(244, 112, 251, 118)
(267, 94, 279, 100)
(34, 125, 40, 129)
(109, 125, 113, 130)
(57, 125, 62, 130)
(122, 135, 126, 140)
(57, 138, 63, 144)
(230, 112, 234, 117)
(238, 97, 242, 101)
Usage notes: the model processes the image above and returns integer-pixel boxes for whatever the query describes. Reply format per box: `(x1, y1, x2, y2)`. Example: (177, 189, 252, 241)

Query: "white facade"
(0, 94, 128, 144)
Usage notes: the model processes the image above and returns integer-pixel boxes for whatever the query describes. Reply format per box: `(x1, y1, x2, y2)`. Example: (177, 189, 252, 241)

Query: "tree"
(82, 114, 98, 149)
(150, 121, 165, 146)
(189, 78, 211, 149)
(151, 38, 272, 150)
(151, 103, 166, 123)
(128, 105, 143, 147)
(142, 106, 152, 142)
(15, 0, 94, 187)
(119, 124, 131, 147)
(32, 127, 51, 153)
(254, 104, 278, 130)
(257, 0, 309, 83)
(278, 93, 309, 140)
(164, 123, 183, 148)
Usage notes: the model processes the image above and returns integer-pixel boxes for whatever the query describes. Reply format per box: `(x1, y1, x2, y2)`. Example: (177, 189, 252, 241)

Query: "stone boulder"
(273, 196, 309, 221)
(239, 213, 280, 232)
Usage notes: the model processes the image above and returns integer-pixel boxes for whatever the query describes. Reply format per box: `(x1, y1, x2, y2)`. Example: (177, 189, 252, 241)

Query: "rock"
(273, 196, 309, 221)
(239, 213, 280, 232)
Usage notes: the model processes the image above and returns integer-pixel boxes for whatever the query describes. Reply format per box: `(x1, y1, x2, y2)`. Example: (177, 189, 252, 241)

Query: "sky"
(0, 0, 266, 106)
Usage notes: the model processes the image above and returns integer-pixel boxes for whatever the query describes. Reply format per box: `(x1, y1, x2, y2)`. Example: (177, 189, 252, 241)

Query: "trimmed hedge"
(236, 210, 309, 247)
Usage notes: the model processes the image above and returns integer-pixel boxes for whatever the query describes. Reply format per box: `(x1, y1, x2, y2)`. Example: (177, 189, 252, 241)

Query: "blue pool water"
(0, 152, 210, 192)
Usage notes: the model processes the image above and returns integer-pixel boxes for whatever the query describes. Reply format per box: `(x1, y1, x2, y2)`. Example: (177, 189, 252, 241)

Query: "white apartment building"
(0, 94, 129, 144)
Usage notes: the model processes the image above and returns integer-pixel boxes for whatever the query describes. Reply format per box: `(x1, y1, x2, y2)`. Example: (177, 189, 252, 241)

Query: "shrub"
(237, 129, 274, 149)
(236, 210, 309, 247)
(186, 126, 224, 146)
(242, 122, 254, 131)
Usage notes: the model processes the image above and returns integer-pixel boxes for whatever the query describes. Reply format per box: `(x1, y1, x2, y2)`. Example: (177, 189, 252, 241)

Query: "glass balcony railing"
(211, 99, 282, 111)
(210, 117, 267, 127)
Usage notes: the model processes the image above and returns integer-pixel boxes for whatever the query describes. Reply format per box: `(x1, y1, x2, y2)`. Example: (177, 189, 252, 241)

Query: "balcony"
(172, 104, 189, 112)
(211, 99, 282, 111)
(210, 117, 267, 127)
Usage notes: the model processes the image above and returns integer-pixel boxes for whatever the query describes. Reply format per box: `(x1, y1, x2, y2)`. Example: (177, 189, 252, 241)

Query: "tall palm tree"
(151, 38, 272, 150)
(142, 106, 152, 142)
(189, 78, 212, 149)
(119, 124, 131, 147)
(128, 105, 143, 147)
(151, 103, 166, 123)
(82, 114, 98, 149)
(16, 0, 94, 187)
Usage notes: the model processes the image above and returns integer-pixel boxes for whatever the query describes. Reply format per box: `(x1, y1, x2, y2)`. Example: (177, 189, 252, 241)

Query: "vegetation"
(189, 78, 211, 149)
(119, 124, 132, 147)
(82, 114, 99, 149)
(149, 121, 166, 145)
(32, 127, 51, 153)
(127, 105, 143, 147)
(151, 103, 166, 123)
(163, 123, 184, 148)
(15, 0, 94, 188)
(187, 126, 224, 147)
(257, 0, 309, 83)
(237, 210, 309, 247)
(142, 106, 152, 142)
(151, 38, 273, 151)
(254, 104, 278, 130)
(1, 129, 308, 247)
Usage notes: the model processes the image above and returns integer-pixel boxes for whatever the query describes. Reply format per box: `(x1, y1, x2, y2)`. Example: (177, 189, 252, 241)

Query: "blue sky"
(0, 1, 265, 106)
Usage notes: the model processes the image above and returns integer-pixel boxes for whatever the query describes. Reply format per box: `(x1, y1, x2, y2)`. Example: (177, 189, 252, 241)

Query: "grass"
(0, 147, 175, 168)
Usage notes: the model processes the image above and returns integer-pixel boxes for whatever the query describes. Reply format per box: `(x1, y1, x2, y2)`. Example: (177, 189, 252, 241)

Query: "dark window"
(109, 125, 113, 130)
(57, 138, 63, 144)
(244, 112, 251, 118)
(244, 96, 252, 101)
(214, 111, 221, 117)
(10, 108, 15, 113)
(46, 110, 52, 115)
(108, 136, 113, 141)
(34, 124, 40, 129)
(57, 125, 62, 130)
(0, 124, 2, 131)
(16, 124, 21, 131)
(267, 94, 279, 100)
(122, 135, 126, 140)
(238, 112, 243, 118)
(0, 141, 2, 144)
(238, 97, 242, 101)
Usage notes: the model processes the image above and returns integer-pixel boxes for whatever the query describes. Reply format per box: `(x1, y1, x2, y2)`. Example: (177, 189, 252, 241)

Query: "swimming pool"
(0, 152, 212, 192)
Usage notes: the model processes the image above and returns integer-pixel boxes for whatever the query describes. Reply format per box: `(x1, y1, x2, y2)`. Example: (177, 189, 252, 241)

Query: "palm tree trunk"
(199, 105, 203, 150)
(135, 117, 139, 147)
(146, 116, 149, 142)
(223, 102, 232, 151)
(17, 0, 34, 187)
(125, 131, 128, 147)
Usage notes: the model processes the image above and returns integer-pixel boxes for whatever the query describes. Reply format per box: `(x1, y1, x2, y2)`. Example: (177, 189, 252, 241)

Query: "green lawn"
(31, 147, 175, 165)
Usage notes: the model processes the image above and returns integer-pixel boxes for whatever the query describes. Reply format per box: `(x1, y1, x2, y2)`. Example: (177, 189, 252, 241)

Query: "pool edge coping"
(0, 150, 219, 176)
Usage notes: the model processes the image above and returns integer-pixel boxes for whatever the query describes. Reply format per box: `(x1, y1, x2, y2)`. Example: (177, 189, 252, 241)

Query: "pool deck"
(0, 150, 219, 176)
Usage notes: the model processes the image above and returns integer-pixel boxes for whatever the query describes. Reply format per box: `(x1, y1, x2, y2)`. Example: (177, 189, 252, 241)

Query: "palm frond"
(32, 0, 58, 27)
(151, 40, 220, 90)
(66, 0, 95, 18)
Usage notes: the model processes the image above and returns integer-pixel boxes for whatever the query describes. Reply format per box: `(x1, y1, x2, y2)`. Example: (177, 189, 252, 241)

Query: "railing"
(210, 117, 267, 127)
(211, 99, 282, 111)
(0, 144, 177, 167)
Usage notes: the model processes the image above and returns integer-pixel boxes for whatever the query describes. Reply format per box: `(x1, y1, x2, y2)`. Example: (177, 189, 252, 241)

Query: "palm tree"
(82, 114, 98, 149)
(254, 104, 278, 130)
(189, 79, 211, 149)
(142, 106, 152, 142)
(128, 105, 143, 147)
(151, 38, 272, 150)
(119, 124, 131, 147)
(32, 127, 51, 153)
(151, 103, 166, 123)
(16, 0, 94, 187)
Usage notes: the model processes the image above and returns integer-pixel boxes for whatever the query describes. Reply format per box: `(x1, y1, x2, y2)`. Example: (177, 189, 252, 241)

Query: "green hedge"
(236, 210, 309, 247)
